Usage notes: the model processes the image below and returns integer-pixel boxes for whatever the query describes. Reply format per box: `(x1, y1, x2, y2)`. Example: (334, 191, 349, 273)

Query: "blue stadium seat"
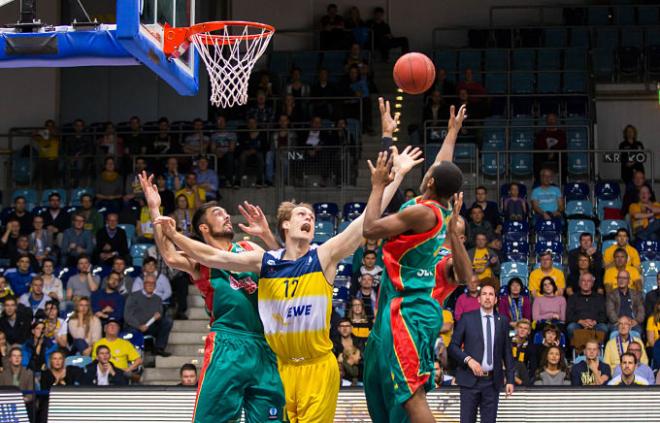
(291, 51, 321, 73)
(510, 128, 534, 150)
(567, 127, 589, 150)
(535, 240, 563, 257)
(588, 7, 611, 25)
(601, 239, 617, 254)
(121, 329, 146, 352)
(544, 29, 567, 48)
(568, 219, 596, 237)
(636, 240, 660, 262)
(537, 232, 561, 244)
(621, 30, 644, 49)
(512, 50, 535, 70)
(564, 48, 588, 70)
(502, 240, 529, 263)
(568, 233, 582, 251)
(537, 72, 561, 93)
(568, 153, 589, 176)
(595, 181, 621, 201)
(70, 187, 95, 207)
(485, 73, 507, 94)
(536, 219, 562, 233)
(503, 220, 529, 234)
(503, 231, 528, 244)
(511, 73, 535, 93)
(600, 220, 629, 239)
(458, 50, 482, 71)
(510, 153, 533, 177)
(312, 233, 331, 245)
(482, 121, 506, 151)
(597, 199, 622, 221)
(566, 200, 594, 219)
(500, 262, 529, 285)
(337, 220, 351, 233)
(40, 188, 67, 206)
(11, 188, 38, 210)
(118, 224, 135, 248)
(569, 28, 590, 48)
(481, 153, 504, 176)
(314, 221, 334, 236)
(343, 202, 366, 221)
(313, 202, 339, 223)
(638, 6, 660, 25)
(563, 72, 587, 93)
(537, 49, 561, 70)
(269, 52, 289, 75)
(320, 51, 347, 74)
(485, 50, 507, 71)
(642, 261, 660, 294)
(65, 355, 93, 368)
(564, 183, 590, 201)
(616, 6, 636, 25)
(592, 48, 615, 80)
(130, 243, 150, 267)
(434, 50, 457, 72)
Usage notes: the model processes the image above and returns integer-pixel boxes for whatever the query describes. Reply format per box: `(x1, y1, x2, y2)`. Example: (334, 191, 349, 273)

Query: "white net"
(190, 24, 273, 108)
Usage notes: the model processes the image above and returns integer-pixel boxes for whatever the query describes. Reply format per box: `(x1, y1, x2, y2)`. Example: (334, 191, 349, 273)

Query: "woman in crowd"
(533, 345, 571, 386)
(567, 252, 604, 296)
(527, 324, 564, 377)
(347, 298, 372, 343)
(95, 156, 124, 212)
(21, 319, 56, 371)
(0, 330, 8, 369)
(498, 278, 532, 329)
(41, 350, 80, 390)
(67, 297, 102, 356)
(629, 185, 660, 241)
(170, 195, 193, 237)
(41, 258, 64, 304)
(646, 301, 660, 350)
(619, 124, 645, 185)
(532, 276, 566, 332)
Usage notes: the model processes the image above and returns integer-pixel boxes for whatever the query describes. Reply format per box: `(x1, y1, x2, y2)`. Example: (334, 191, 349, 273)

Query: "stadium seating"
(597, 199, 623, 221)
(503, 220, 529, 234)
(600, 219, 629, 239)
(502, 240, 529, 263)
(313, 202, 339, 224)
(118, 224, 136, 248)
(564, 183, 590, 201)
(337, 220, 351, 233)
(70, 188, 95, 207)
(535, 239, 563, 257)
(601, 239, 617, 254)
(642, 261, 659, 294)
(312, 233, 332, 245)
(500, 261, 529, 285)
(40, 188, 67, 206)
(636, 240, 660, 261)
(595, 181, 622, 201)
(11, 188, 38, 210)
(314, 221, 334, 236)
(343, 202, 365, 221)
(130, 243, 150, 267)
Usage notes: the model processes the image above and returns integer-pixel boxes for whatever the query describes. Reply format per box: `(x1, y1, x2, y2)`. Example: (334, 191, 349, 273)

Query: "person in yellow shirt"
(645, 301, 660, 348)
(603, 229, 641, 269)
(175, 172, 206, 211)
(92, 319, 142, 376)
(629, 186, 660, 241)
(528, 251, 565, 297)
(603, 316, 648, 370)
(603, 248, 642, 291)
(467, 233, 500, 280)
(33, 120, 60, 189)
(440, 309, 454, 347)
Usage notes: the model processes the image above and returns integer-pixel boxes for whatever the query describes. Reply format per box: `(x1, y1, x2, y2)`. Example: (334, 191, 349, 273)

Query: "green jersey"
(193, 241, 264, 334)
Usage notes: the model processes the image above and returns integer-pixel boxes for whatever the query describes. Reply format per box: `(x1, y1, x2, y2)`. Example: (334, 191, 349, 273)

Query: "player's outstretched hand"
(154, 216, 177, 237)
(238, 201, 269, 238)
(138, 171, 162, 211)
(392, 145, 423, 176)
(379, 97, 400, 137)
(447, 104, 467, 133)
(368, 151, 394, 189)
(447, 192, 464, 235)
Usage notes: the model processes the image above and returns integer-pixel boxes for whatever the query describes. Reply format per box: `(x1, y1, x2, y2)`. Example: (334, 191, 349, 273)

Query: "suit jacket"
(79, 361, 128, 386)
(449, 309, 515, 389)
(605, 288, 645, 325)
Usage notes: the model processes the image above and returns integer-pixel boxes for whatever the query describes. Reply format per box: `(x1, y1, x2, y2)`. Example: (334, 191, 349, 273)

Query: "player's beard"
(210, 227, 234, 240)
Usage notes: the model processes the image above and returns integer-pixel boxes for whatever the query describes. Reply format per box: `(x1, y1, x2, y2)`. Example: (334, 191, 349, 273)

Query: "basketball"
(392, 52, 436, 95)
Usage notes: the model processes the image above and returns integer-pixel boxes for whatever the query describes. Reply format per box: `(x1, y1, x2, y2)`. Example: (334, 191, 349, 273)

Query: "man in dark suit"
(449, 281, 515, 423)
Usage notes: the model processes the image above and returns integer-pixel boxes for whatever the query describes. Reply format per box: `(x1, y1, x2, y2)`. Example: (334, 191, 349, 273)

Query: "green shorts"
(363, 295, 443, 423)
(193, 329, 285, 423)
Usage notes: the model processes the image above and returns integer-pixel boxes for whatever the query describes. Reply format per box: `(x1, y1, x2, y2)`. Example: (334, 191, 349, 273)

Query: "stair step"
(156, 355, 203, 368)
(172, 319, 209, 333)
(187, 308, 210, 320)
(169, 344, 207, 356)
(169, 332, 209, 344)
(187, 295, 206, 308)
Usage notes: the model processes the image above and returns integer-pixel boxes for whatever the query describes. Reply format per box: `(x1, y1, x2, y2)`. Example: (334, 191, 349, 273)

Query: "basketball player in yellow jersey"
(155, 99, 422, 423)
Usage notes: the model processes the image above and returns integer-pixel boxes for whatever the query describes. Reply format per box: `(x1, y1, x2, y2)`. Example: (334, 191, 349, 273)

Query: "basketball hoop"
(164, 21, 275, 108)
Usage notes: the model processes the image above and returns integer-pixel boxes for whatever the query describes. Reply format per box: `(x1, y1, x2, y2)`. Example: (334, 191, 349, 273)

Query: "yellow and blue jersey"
(258, 248, 333, 363)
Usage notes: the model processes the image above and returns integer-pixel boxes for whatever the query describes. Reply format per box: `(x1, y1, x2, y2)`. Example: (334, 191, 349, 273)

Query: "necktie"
(485, 315, 493, 366)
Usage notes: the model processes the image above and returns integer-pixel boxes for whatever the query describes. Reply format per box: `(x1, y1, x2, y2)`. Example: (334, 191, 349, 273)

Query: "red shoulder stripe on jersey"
(192, 265, 215, 323)
(390, 297, 428, 396)
(237, 240, 254, 251)
(383, 201, 445, 291)
(433, 254, 458, 306)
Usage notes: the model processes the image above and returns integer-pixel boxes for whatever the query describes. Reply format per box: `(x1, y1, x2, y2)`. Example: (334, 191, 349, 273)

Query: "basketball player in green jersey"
(138, 173, 285, 423)
(362, 104, 467, 423)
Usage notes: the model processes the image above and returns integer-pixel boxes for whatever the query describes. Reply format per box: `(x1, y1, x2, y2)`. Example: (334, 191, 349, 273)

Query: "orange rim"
(163, 21, 275, 55)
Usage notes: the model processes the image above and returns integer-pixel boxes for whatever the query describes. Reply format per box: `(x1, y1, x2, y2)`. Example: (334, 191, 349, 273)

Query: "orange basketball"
(392, 52, 436, 95)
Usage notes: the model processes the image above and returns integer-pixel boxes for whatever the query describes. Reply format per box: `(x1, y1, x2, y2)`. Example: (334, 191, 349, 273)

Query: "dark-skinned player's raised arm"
(447, 192, 473, 284)
(419, 104, 467, 193)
